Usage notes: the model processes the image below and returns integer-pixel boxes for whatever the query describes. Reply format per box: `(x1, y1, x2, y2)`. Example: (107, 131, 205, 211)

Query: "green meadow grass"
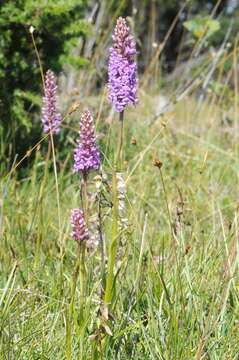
(0, 92, 238, 359)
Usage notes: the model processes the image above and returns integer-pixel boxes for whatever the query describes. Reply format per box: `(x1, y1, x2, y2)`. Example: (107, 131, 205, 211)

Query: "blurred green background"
(0, 0, 238, 171)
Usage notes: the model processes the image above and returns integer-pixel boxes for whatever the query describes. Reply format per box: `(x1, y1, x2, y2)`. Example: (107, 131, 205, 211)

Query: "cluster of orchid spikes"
(41, 16, 137, 247)
(40, 16, 137, 353)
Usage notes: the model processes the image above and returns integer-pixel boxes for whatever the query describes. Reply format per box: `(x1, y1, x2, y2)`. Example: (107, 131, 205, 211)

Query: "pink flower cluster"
(70, 209, 89, 243)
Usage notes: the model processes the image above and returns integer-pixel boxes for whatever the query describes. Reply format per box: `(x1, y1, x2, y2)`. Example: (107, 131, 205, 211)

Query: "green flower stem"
(104, 111, 124, 307)
(115, 111, 124, 170)
(104, 168, 119, 307)
(78, 172, 88, 359)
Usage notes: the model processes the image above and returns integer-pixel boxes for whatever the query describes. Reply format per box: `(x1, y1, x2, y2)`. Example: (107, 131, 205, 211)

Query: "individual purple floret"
(108, 17, 138, 113)
(70, 209, 89, 243)
(73, 109, 100, 174)
(41, 70, 61, 134)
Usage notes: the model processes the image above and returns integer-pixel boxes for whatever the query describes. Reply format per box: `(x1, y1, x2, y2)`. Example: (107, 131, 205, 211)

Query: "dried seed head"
(68, 102, 80, 115)
(131, 137, 137, 145)
(93, 174, 103, 191)
(153, 159, 163, 169)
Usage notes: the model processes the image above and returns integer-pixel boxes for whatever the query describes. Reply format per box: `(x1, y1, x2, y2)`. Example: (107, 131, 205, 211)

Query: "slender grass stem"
(34, 140, 51, 268)
(79, 242, 86, 360)
(135, 213, 148, 289)
(30, 29, 45, 89)
(50, 133, 61, 247)
(98, 191, 106, 291)
(66, 259, 80, 360)
(158, 166, 184, 308)
(159, 168, 175, 246)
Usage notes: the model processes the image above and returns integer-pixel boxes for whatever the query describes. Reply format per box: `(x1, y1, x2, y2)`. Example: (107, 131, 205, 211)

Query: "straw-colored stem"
(30, 31, 45, 90)
(50, 133, 61, 243)
(34, 140, 51, 268)
(159, 168, 175, 246)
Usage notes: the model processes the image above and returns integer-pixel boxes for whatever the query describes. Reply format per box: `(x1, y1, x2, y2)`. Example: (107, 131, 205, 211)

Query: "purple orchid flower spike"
(70, 209, 89, 243)
(41, 70, 61, 134)
(73, 109, 100, 175)
(108, 17, 138, 113)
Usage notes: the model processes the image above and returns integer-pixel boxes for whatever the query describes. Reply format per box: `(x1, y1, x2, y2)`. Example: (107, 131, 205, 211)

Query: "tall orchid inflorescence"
(71, 109, 100, 245)
(41, 70, 61, 134)
(73, 109, 100, 175)
(108, 17, 138, 113)
(70, 209, 89, 243)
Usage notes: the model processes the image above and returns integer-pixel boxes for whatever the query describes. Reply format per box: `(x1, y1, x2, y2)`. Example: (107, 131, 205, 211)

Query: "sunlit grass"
(0, 88, 238, 359)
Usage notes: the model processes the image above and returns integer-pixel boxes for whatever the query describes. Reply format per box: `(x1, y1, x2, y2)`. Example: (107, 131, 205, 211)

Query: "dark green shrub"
(0, 0, 89, 167)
